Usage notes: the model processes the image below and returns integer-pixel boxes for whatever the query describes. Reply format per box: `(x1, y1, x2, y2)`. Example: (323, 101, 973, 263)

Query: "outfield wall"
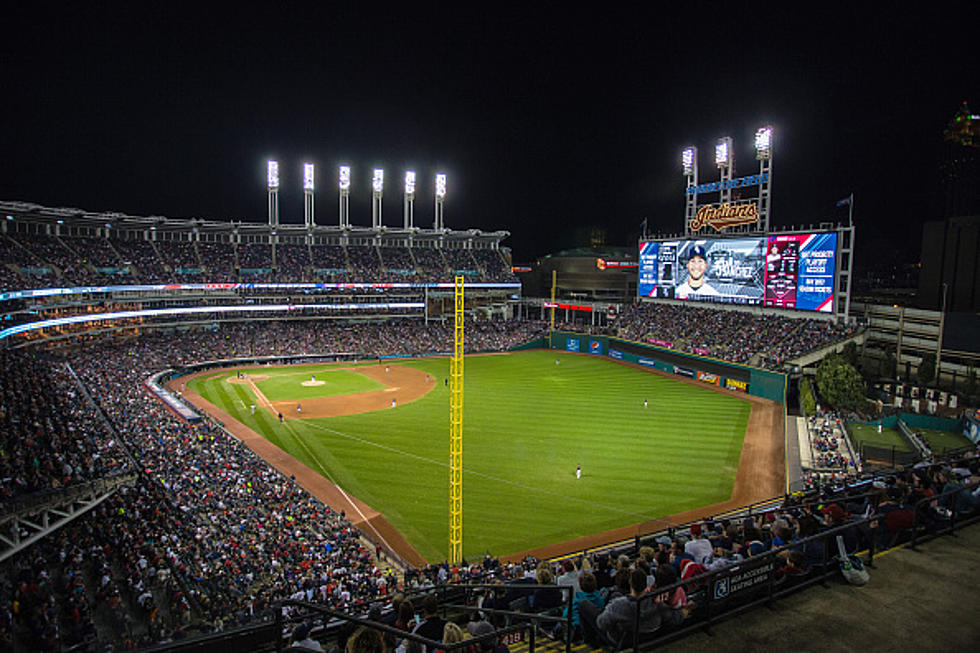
(545, 331, 787, 402)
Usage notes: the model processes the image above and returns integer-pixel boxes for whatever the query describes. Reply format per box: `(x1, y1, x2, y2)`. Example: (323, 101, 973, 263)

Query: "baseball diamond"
(175, 350, 783, 563)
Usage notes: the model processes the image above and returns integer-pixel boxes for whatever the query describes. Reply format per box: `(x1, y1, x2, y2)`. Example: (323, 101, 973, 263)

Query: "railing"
(273, 591, 574, 653)
(599, 487, 979, 652)
(0, 471, 136, 520)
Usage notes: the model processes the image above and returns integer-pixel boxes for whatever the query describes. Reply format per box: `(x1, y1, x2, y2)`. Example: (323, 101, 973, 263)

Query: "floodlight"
(714, 140, 730, 167)
(435, 173, 447, 199)
(339, 166, 351, 191)
(304, 163, 315, 190)
(405, 170, 416, 195)
(373, 169, 384, 193)
(682, 147, 696, 175)
(267, 160, 280, 189)
(755, 126, 772, 159)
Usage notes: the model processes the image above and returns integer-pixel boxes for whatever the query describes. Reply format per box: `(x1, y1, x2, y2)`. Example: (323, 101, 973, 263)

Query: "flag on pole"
(836, 196, 851, 207)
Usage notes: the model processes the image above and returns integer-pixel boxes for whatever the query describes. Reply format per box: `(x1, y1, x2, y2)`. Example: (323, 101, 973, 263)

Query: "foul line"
(276, 417, 396, 555)
(301, 421, 661, 522)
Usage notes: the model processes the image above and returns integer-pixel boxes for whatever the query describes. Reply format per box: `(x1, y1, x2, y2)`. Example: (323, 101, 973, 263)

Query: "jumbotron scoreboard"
(638, 232, 837, 312)
(639, 126, 852, 316)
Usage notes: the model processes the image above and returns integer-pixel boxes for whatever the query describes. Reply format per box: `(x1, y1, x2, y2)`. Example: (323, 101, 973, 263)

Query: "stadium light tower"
(338, 166, 351, 228)
(372, 169, 384, 229)
(267, 160, 280, 227)
(434, 173, 447, 231)
(682, 147, 698, 236)
(755, 126, 773, 233)
(404, 171, 416, 229)
(303, 163, 315, 229)
(715, 136, 734, 205)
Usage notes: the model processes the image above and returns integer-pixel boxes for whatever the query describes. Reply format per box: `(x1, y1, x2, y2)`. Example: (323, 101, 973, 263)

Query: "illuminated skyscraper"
(939, 101, 980, 218)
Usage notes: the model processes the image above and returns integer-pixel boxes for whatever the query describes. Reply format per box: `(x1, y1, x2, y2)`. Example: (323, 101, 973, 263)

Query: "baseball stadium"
(2, 126, 979, 653)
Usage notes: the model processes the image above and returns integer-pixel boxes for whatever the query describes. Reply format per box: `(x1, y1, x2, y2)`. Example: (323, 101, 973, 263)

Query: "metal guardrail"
(0, 471, 136, 521)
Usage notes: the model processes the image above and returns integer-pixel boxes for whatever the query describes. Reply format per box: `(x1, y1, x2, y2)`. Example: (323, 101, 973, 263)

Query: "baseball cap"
(687, 245, 707, 261)
(820, 504, 846, 520)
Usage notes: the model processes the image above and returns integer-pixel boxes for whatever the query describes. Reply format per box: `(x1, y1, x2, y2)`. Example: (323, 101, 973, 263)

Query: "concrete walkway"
(662, 523, 980, 652)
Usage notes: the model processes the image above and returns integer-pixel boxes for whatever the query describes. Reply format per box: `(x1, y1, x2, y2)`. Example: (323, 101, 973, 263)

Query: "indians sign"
(689, 202, 760, 232)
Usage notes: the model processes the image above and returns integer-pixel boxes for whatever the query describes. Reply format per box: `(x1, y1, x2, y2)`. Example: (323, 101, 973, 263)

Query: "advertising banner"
(673, 365, 696, 378)
(697, 371, 720, 385)
(726, 378, 748, 392)
(566, 339, 580, 353)
(589, 340, 603, 355)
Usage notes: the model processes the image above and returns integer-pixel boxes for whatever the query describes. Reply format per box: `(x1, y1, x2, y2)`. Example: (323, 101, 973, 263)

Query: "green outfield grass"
(847, 423, 972, 457)
(189, 350, 752, 562)
(916, 428, 973, 455)
(846, 424, 912, 452)
(253, 367, 385, 401)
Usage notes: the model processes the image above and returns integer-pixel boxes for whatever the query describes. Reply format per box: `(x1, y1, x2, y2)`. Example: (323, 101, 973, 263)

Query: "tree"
(964, 368, 977, 397)
(816, 353, 867, 411)
(917, 352, 936, 386)
(842, 341, 859, 367)
(880, 351, 897, 380)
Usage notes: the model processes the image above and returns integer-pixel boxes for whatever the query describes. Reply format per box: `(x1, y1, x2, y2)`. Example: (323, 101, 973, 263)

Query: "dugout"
(546, 331, 787, 402)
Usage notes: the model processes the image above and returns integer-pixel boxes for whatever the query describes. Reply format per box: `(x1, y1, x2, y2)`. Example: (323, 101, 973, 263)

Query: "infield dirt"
(226, 365, 436, 419)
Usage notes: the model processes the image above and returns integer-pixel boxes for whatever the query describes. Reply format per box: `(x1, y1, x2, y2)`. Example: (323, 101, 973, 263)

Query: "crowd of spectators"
(0, 312, 976, 650)
(275, 243, 312, 282)
(379, 246, 417, 279)
(310, 244, 348, 273)
(443, 250, 477, 275)
(470, 249, 514, 282)
(153, 241, 200, 278)
(410, 248, 446, 282)
(611, 301, 856, 370)
(0, 351, 130, 509)
(335, 454, 978, 650)
(1, 318, 553, 648)
(111, 239, 172, 283)
(1, 236, 517, 292)
(236, 243, 272, 274)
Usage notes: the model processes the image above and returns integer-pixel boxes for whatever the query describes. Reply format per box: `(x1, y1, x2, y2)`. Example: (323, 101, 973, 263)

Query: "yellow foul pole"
(449, 276, 464, 562)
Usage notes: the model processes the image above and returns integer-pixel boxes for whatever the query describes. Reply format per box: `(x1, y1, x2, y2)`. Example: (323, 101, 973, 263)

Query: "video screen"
(638, 232, 837, 312)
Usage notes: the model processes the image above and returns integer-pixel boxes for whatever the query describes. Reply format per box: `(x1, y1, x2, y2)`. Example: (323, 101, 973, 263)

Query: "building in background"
(918, 102, 980, 311)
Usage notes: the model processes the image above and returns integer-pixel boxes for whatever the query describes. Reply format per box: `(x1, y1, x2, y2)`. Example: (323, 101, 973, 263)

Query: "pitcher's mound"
(301, 380, 326, 387)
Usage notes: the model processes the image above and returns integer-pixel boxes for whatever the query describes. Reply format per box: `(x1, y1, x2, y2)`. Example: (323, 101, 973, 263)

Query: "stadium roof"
(0, 200, 510, 242)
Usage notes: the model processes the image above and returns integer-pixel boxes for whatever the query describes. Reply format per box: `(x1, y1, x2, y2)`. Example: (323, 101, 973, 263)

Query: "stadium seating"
(0, 318, 976, 651)
(611, 301, 856, 370)
(0, 236, 514, 289)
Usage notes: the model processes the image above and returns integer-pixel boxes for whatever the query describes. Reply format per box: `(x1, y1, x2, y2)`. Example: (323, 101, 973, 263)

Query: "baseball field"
(182, 350, 770, 563)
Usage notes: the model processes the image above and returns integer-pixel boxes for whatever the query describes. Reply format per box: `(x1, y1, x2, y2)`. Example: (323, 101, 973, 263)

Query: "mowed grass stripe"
(192, 350, 751, 561)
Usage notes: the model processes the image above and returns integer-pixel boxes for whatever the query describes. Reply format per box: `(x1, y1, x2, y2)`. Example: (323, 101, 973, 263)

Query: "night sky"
(1, 5, 974, 267)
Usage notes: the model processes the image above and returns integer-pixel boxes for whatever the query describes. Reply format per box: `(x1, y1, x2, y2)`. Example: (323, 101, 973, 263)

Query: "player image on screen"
(639, 235, 830, 309)
(675, 245, 719, 299)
